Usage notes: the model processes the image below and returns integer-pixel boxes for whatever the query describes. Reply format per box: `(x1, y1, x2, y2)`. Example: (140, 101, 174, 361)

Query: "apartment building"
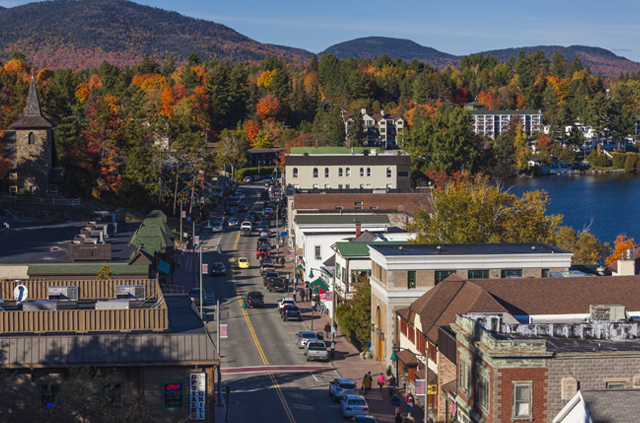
(342, 108, 405, 149)
(464, 102, 542, 140)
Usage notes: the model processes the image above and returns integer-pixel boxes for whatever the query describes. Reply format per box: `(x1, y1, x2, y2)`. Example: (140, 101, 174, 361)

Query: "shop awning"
(157, 259, 170, 276)
(296, 264, 304, 270)
(310, 278, 329, 293)
(396, 350, 419, 367)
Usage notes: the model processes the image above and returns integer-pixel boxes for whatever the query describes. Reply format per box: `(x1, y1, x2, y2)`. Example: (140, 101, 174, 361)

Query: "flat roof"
(28, 263, 150, 276)
(295, 215, 390, 225)
(369, 242, 568, 256)
(335, 241, 407, 257)
(290, 147, 382, 155)
(0, 221, 140, 264)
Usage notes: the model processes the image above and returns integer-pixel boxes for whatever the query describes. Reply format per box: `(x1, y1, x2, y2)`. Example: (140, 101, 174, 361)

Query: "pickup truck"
(305, 340, 328, 362)
(268, 277, 286, 293)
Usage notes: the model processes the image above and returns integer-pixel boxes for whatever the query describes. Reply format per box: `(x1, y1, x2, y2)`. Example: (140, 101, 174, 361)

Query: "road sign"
(202, 264, 208, 274)
(195, 235, 200, 244)
(427, 384, 438, 395)
(14, 285, 28, 302)
(220, 324, 228, 338)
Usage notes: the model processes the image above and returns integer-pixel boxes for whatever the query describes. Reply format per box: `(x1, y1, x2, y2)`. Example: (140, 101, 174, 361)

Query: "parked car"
(296, 331, 322, 348)
(268, 277, 285, 293)
(209, 262, 226, 277)
(281, 304, 301, 321)
(243, 176, 252, 183)
(224, 207, 234, 216)
(257, 237, 270, 247)
(227, 217, 239, 227)
(246, 292, 264, 308)
(256, 246, 270, 259)
(340, 395, 369, 419)
(329, 378, 359, 403)
(305, 340, 328, 362)
(189, 288, 208, 306)
(260, 260, 275, 276)
(263, 270, 279, 286)
(236, 257, 250, 269)
(211, 221, 224, 233)
(238, 204, 248, 212)
(278, 297, 296, 312)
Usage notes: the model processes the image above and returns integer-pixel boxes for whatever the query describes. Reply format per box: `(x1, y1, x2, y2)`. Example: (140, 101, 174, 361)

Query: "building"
(464, 102, 542, 140)
(284, 146, 411, 190)
(369, 243, 573, 382)
(0, 278, 220, 422)
(246, 147, 283, 169)
(342, 108, 405, 149)
(553, 389, 640, 422)
(1, 76, 58, 195)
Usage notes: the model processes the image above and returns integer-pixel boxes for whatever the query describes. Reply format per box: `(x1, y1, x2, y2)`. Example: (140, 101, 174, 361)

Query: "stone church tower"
(8, 75, 57, 193)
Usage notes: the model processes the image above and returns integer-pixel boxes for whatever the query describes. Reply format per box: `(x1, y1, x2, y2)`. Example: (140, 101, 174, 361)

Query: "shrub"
(612, 153, 626, 168)
(625, 153, 640, 173)
(586, 150, 609, 167)
(235, 166, 275, 180)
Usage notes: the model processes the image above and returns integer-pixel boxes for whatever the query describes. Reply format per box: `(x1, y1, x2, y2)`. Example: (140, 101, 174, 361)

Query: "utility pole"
(192, 220, 196, 287)
(199, 241, 203, 320)
(179, 201, 183, 243)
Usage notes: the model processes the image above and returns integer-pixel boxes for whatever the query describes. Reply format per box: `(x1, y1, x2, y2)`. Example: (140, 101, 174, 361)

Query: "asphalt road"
(195, 182, 348, 423)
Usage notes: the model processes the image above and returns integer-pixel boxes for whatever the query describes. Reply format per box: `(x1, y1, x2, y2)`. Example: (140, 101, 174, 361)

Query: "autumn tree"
(605, 234, 637, 265)
(256, 94, 282, 121)
(0, 131, 12, 179)
(552, 226, 607, 265)
(97, 263, 113, 280)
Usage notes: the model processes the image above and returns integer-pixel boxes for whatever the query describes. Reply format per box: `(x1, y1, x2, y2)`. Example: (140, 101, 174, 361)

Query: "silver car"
(329, 378, 358, 402)
(212, 221, 223, 232)
(296, 331, 320, 349)
(340, 395, 369, 418)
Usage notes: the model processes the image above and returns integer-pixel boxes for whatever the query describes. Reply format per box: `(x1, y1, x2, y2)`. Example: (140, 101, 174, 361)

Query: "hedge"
(235, 166, 275, 180)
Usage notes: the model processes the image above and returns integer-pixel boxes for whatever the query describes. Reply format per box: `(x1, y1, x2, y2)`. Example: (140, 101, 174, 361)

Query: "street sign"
(195, 235, 200, 244)
(182, 211, 186, 218)
(189, 373, 206, 421)
(14, 285, 28, 302)
(220, 324, 228, 338)
(427, 384, 438, 395)
(202, 264, 208, 274)
(187, 216, 191, 222)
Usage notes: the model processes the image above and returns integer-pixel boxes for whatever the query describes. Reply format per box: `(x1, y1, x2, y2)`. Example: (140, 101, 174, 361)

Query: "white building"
(342, 108, 405, 149)
(464, 102, 542, 140)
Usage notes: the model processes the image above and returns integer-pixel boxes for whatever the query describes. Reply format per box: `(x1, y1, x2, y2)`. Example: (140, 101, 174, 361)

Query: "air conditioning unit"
(116, 285, 146, 300)
(23, 301, 58, 311)
(48, 286, 79, 301)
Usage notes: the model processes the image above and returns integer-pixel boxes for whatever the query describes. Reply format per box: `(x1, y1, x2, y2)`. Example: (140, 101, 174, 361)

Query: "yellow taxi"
(236, 257, 250, 269)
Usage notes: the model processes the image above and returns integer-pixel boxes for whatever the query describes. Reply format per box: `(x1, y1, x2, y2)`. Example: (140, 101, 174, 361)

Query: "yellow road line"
(230, 228, 296, 423)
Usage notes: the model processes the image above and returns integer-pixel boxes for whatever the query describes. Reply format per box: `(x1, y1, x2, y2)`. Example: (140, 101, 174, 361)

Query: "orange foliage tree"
(0, 131, 12, 179)
(256, 94, 281, 121)
(159, 85, 175, 118)
(605, 234, 638, 265)
(188, 86, 210, 132)
(131, 73, 168, 90)
(75, 75, 102, 103)
(276, 133, 314, 170)
(244, 120, 260, 146)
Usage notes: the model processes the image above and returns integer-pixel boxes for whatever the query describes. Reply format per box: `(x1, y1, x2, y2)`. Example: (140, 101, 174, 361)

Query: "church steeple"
(9, 75, 56, 129)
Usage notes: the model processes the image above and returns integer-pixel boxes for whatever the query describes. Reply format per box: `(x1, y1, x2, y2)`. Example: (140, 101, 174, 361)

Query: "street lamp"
(391, 345, 431, 423)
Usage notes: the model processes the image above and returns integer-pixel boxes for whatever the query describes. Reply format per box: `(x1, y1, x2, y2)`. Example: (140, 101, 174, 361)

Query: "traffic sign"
(14, 285, 28, 302)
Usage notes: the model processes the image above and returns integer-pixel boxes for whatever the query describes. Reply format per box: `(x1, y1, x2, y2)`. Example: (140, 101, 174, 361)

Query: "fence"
(0, 194, 82, 206)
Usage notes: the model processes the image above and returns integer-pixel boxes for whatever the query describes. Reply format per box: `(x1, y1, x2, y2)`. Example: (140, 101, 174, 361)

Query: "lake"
(507, 173, 640, 245)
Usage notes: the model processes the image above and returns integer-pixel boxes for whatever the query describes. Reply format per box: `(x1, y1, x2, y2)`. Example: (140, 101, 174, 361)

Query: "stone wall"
(15, 129, 51, 192)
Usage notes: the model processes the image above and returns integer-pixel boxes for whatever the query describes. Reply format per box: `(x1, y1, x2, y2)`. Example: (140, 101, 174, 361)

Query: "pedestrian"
(311, 298, 317, 312)
(293, 289, 297, 301)
(405, 391, 414, 415)
(388, 374, 396, 396)
(377, 373, 386, 393)
(301, 289, 306, 302)
(391, 395, 401, 415)
(395, 413, 403, 423)
(324, 323, 331, 340)
(280, 256, 285, 266)
(362, 373, 371, 395)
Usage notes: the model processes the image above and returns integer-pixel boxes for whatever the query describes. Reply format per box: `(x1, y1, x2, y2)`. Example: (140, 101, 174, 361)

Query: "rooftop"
(295, 214, 390, 226)
(290, 147, 382, 155)
(370, 242, 568, 256)
(334, 240, 407, 257)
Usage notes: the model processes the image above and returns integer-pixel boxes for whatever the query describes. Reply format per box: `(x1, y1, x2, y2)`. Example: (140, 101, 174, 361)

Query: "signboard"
(202, 263, 208, 274)
(182, 211, 186, 218)
(163, 383, 184, 410)
(187, 216, 191, 222)
(220, 324, 228, 338)
(14, 285, 28, 302)
(428, 384, 438, 395)
(195, 236, 200, 245)
(189, 373, 206, 421)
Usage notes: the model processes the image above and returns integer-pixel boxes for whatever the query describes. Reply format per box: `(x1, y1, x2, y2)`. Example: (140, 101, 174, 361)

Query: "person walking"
(377, 373, 386, 393)
(362, 373, 371, 395)
(387, 374, 396, 396)
(391, 395, 401, 415)
(324, 323, 331, 340)
(311, 298, 317, 312)
(300, 288, 305, 302)
(405, 391, 415, 415)
(293, 289, 297, 302)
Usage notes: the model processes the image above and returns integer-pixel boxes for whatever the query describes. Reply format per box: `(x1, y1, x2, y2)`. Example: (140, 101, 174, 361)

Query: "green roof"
(334, 241, 406, 257)
(290, 147, 381, 155)
(295, 215, 390, 225)
(28, 264, 150, 276)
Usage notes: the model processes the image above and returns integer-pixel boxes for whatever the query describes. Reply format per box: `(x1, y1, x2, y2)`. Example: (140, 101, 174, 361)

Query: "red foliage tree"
(256, 94, 281, 121)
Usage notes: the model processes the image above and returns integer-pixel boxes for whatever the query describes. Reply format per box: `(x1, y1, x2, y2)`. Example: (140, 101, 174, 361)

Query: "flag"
(415, 379, 426, 396)
(220, 324, 228, 339)
(451, 401, 457, 415)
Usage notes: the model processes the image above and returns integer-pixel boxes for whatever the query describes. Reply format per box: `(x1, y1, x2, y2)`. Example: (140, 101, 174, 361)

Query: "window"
(408, 271, 416, 289)
(312, 184, 319, 189)
(315, 246, 321, 260)
(408, 326, 415, 343)
(324, 184, 331, 189)
(386, 184, 392, 189)
(459, 361, 470, 394)
(370, 206, 378, 210)
(355, 206, 363, 210)
(478, 374, 490, 412)
(102, 382, 124, 408)
(345, 184, 350, 189)
(607, 382, 626, 389)
(513, 383, 532, 418)
(400, 318, 407, 336)
(346, 168, 351, 177)
(324, 167, 329, 178)
(313, 168, 318, 178)
(292, 167, 299, 178)
(398, 171, 409, 177)
(435, 270, 455, 284)
(338, 185, 343, 189)
(501, 269, 523, 278)
(40, 383, 61, 408)
(9, 186, 17, 195)
(355, 201, 363, 206)
(163, 382, 184, 411)
(29, 186, 37, 194)
(360, 167, 364, 177)
(28, 132, 35, 145)
(335, 206, 343, 210)
(342, 267, 347, 282)
(542, 269, 550, 277)
(386, 167, 392, 178)
(338, 168, 343, 177)
(9, 172, 17, 180)
(366, 167, 371, 177)
(468, 270, 489, 279)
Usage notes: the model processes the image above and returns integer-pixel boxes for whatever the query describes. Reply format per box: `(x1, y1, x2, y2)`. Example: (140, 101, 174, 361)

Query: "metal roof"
(334, 241, 406, 257)
(369, 242, 568, 256)
(290, 147, 381, 155)
(28, 263, 149, 276)
(295, 215, 390, 225)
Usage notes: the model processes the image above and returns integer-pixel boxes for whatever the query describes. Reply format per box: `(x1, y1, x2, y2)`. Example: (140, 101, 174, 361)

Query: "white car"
(241, 221, 252, 231)
(278, 297, 295, 312)
(340, 395, 369, 418)
(228, 217, 239, 227)
(329, 378, 358, 402)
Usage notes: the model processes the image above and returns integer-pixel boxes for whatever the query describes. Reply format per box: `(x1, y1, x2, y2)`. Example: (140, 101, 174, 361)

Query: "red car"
(257, 246, 270, 259)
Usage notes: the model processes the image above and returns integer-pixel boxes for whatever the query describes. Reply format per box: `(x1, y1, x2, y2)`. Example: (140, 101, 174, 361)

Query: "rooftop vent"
(116, 285, 146, 300)
(48, 286, 79, 301)
(589, 304, 629, 323)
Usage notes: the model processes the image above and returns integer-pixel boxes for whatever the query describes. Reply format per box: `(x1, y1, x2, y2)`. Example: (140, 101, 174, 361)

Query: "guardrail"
(0, 194, 82, 206)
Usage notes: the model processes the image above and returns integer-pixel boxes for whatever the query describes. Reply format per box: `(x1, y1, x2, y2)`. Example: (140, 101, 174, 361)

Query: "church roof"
(9, 76, 56, 129)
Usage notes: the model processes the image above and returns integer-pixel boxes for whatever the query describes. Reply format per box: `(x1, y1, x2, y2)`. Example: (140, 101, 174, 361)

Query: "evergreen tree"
(347, 112, 364, 147)
(307, 54, 319, 72)
(328, 104, 346, 147)
(134, 56, 160, 75)
(161, 55, 177, 78)
(97, 263, 113, 280)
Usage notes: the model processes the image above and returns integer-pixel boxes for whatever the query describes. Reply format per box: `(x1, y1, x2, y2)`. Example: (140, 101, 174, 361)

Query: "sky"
(3, 0, 640, 62)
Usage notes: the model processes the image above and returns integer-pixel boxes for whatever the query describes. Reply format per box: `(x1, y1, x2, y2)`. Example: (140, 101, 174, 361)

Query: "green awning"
(158, 259, 170, 276)
(310, 278, 329, 293)
(296, 264, 303, 270)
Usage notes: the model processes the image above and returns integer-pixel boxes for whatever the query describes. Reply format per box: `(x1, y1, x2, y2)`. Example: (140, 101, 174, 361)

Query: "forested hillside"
(0, 0, 312, 70)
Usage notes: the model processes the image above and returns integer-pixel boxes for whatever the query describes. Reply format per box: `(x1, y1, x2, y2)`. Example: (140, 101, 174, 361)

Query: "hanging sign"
(189, 373, 206, 421)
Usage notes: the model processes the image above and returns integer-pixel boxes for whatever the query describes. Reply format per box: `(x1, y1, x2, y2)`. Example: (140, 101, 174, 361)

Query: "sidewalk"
(277, 246, 425, 423)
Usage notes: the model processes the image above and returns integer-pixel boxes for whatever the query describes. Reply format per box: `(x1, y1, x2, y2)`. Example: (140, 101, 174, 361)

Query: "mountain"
(479, 45, 640, 76)
(0, 0, 313, 70)
(323, 37, 640, 76)
(324, 36, 459, 69)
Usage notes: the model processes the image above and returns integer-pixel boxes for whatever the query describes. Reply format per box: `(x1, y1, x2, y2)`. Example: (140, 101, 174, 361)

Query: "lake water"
(507, 173, 640, 245)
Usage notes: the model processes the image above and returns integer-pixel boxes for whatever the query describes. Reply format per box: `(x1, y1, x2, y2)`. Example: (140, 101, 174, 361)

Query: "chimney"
(361, 108, 367, 115)
(355, 221, 361, 237)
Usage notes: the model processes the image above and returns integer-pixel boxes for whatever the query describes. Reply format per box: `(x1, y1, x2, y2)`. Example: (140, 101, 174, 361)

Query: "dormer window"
(28, 132, 35, 145)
